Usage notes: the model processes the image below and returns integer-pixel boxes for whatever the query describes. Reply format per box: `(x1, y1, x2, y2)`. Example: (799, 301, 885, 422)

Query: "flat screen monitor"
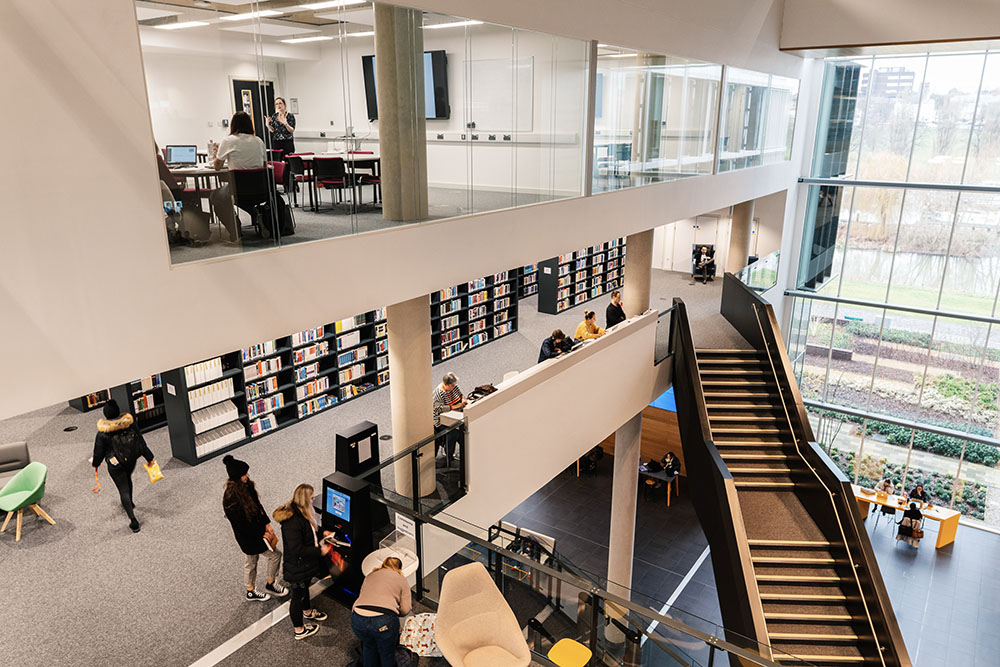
(165, 145, 197, 165)
(326, 487, 351, 522)
(362, 50, 449, 121)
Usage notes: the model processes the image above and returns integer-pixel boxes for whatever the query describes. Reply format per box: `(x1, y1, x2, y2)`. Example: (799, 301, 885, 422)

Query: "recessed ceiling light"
(154, 21, 210, 30)
(281, 35, 336, 43)
(423, 20, 483, 30)
(344, 30, 374, 37)
(221, 9, 284, 21)
(604, 53, 637, 58)
(298, 1, 367, 9)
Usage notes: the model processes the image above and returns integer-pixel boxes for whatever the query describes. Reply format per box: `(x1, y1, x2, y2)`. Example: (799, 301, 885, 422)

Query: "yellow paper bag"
(144, 461, 165, 484)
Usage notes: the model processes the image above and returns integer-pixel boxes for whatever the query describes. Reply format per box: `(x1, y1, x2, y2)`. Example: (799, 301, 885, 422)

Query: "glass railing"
(367, 502, 816, 666)
(655, 305, 677, 365)
(735, 250, 780, 293)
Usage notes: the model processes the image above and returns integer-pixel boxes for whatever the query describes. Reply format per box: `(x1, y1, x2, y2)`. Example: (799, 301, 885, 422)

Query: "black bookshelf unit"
(68, 389, 110, 412)
(537, 238, 626, 314)
(162, 352, 249, 465)
(160, 309, 388, 465)
(518, 263, 539, 298)
(431, 269, 519, 364)
(109, 374, 167, 433)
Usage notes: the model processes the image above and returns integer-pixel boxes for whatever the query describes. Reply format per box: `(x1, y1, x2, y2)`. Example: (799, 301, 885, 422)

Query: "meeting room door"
(231, 79, 275, 143)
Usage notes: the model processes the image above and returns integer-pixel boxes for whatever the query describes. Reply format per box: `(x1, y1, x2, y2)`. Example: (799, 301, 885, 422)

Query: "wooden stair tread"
(757, 574, 846, 583)
(760, 593, 849, 601)
(721, 453, 791, 460)
(774, 655, 872, 663)
(753, 556, 840, 564)
(749, 539, 832, 547)
(735, 481, 797, 487)
(764, 612, 861, 621)
(729, 467, 794, 473)
(769, 632, 861, 641)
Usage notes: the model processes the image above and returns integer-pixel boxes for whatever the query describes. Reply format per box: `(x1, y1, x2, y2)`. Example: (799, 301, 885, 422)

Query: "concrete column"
(726, 200, 756, 273)
(622, 229, 653, 317)
(386, 294, 436, 497)
(374, 3, 428, 221)
(606, 412, 643, 642)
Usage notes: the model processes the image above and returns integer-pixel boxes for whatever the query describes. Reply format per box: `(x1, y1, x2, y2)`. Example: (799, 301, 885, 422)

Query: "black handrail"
(721, 272, 912, 667)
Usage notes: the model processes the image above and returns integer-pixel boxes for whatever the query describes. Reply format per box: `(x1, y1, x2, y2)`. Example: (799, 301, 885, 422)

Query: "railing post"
(708, 644, 716, 667)
(411, 449, 425, 601)
(589, 591, 601, 664)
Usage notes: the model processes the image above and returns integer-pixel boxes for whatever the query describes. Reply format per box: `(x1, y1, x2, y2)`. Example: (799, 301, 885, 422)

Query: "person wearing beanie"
(222, 455, 287, 602)
(92, 399, 157, 533)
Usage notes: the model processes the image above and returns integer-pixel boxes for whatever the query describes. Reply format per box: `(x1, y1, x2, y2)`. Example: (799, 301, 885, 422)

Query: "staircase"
(698, 348, 881, 665)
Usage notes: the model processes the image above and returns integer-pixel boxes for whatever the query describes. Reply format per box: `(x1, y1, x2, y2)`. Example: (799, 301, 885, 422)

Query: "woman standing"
(92, 399, 157, 533)
(222, 455, 288, 602)
(273, 484, 330, 640)
(267, 97, 295, 190)
(352, 557, 412, 666)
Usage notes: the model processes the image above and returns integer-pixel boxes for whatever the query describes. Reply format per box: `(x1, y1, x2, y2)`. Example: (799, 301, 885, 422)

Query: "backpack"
(109, 427, 142, 465)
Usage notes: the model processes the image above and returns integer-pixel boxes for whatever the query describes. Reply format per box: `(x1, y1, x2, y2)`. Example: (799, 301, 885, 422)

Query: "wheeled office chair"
(691, 244, 716, 282)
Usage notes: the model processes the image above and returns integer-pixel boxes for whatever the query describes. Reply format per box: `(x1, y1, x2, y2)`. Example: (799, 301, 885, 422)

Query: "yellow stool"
(548, 638, 592, 667)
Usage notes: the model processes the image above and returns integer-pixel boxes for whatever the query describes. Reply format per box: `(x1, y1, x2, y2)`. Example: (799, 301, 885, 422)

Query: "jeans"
(351, 612, 399, 667)
(108, 463, 137, 523)
(244, 548, 281, 589)
(289, 583, 312, 628)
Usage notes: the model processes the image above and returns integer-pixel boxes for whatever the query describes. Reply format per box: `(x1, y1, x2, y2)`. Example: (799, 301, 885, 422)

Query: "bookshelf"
(537, 238, 626, 315)
(68, 389, 111, 412)
(160, 309, 387, 465)
(518, 264, 539, 298)
(109, 374, 167, 433)
(161, 352, 250, 465)
(431, 269, 519, 365)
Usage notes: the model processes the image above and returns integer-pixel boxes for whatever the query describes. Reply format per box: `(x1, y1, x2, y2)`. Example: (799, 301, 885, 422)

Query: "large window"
(794, 50, 1000, 528)
(717, 68, 799, 173)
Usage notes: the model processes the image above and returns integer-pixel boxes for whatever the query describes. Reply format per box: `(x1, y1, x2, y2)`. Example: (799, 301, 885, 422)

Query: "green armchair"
(0, 462, 55, 542)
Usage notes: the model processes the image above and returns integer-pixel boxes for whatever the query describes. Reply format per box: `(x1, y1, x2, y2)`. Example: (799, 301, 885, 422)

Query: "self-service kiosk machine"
(321, 471, 374, 596)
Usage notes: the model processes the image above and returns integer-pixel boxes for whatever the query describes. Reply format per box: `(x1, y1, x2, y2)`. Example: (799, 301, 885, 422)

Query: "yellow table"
(548, 638, 592, 667)
(852, 484, 960, 549)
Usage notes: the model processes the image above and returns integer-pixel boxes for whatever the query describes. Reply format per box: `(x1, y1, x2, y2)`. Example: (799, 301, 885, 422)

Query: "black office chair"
(874, 503, 897, 529)
(286, 154, 313, 209)
(230, 168, 285, 239)
(312, 157, 355, 213)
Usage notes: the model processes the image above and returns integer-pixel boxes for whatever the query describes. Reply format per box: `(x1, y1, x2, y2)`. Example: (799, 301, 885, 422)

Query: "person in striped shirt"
(433, 372, 466, 463)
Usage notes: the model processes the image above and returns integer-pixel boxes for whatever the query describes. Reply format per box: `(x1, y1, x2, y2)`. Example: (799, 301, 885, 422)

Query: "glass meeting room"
(135, 0, 589, 265)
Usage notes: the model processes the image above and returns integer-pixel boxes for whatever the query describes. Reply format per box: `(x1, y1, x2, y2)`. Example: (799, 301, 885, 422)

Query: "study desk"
(639, 468, 680, 507)
(852, 484, 960, 548)
(298, 153, 381, 212)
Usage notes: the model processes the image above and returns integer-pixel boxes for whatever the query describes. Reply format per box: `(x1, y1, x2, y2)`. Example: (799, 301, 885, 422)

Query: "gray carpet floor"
(0, 268, 735, 667)
(168, 187, 559, 265)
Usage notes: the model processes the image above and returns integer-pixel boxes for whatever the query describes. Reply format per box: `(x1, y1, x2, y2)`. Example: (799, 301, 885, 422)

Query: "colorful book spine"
(338, 347, 368, 367)
(296, 376, 330, 401)
(294, 363, 319, 383)
(292, 326, 324, 348)
(242, 341, 276, 363)
(244, 357, 281, 381)
(294, 341, 329, 365)
(246, 376, 279, 401)
(248, 394, 284, 420)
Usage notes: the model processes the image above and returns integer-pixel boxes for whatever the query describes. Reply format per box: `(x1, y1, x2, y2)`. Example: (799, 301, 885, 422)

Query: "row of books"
(295, 362, 319, 383)
(250, 414, 278, 437)
(496, 322, 514, 337)
(84, 391, 111, 409)
(247, 376, 279, 401)
(377, 369, 390, 385)
(340, 382, 375, 400)
(195, 421, 246, 459)
(245, 357, 281, 381)
(338, 346, 368, 367)
(298, 394, 337, 418)
(297, 376, 330, 401)
(339, 363, 366, 384)
(189, 377, 235, 411)
(184, 358, 224, 387)
(337, 329, 362, 351)
(292, 326, 324, 348)
(470, 332, 489, 348)
(294, 341, 329, 365)
(192, 399, 239, 435)
(133, 393, 156, 413)
(248, 394, 284, 420)
(242, 341, 276, 363)
(133, 375, 162, 393)
(440, 341, 465, 360)
(335, 314, 366, 333)
(439, 298, 462, 316)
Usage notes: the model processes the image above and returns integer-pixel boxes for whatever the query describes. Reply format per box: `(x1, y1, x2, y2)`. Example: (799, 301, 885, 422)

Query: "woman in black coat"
(273, 483, 331, 640)
(92, 399, 157, 533)
(223, 455, 287, 602)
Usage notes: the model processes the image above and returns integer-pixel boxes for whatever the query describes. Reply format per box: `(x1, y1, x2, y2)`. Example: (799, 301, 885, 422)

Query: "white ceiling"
(222, 22, 320, 36)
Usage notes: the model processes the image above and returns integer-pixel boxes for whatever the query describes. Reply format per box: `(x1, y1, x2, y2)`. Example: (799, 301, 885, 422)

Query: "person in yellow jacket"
(574, 310, 606, 341)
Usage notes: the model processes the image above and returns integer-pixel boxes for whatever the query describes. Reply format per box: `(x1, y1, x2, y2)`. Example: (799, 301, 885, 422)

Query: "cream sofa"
(435, 562, 531, 667)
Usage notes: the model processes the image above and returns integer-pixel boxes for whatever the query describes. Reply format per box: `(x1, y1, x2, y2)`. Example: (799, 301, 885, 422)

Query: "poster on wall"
(240, 89, 254, 131)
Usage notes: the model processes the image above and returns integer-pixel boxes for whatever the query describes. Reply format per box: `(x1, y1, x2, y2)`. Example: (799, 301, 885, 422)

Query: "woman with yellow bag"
(91, 399, 159, 533)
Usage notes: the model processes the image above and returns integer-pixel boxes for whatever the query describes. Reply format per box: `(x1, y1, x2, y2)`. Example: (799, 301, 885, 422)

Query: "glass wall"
(592, 47, 722, 192)
(717, 67, 799, 172)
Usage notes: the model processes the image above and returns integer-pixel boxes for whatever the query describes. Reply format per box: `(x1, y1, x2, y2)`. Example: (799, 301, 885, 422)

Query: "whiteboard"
(465, 57, 533, 133)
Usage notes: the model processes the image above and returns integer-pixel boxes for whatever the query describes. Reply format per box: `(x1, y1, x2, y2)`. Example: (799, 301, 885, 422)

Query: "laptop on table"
(165, 145, 198, 167)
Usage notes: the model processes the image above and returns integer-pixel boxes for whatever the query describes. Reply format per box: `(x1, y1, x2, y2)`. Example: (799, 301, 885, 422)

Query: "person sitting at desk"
(908, 483, 928, 503)
(692, 245, 715, 284)
(660, 451, 680, 477)
(156, 142, 211, 243)
(574, 310, 606, 341)
(606, 290, 626, 329)
(897, 502, 924, 548)
(538, 329, 573, 363)
(433, 372, 466, 462)
(872, 477, 895, 515)
(210, 111, 266, 242)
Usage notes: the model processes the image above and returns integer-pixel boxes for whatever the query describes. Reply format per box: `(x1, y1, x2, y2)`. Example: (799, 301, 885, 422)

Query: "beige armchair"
(435, 562, 531, 667)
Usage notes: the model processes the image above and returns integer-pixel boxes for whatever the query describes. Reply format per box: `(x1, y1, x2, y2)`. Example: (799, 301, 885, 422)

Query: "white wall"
(782, 0, 1000, 52)
(422, 311, 670, 572)
(752, 189, 786, 258)
(651, 208, 732, 273)
(0, 0, 809, 420)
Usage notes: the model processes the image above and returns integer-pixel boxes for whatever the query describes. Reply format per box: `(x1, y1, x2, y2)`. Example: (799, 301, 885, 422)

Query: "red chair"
(286, 153, 314, 209)
(312, 157, 355, 212)
(268, 161, 287, 193)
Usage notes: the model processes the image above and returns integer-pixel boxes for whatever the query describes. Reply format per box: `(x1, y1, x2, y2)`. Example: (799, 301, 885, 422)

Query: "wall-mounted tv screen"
(362, 50, 449, 121)
(326, 487, 351, 522)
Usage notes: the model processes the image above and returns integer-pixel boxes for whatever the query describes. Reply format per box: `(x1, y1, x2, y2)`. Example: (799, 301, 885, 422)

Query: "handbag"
(912, 526, 924, 539)
(144, 461, 164, 483)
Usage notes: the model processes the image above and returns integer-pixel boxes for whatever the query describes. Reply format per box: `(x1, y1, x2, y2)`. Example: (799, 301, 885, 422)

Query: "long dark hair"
(230, 111, 254, 136)
(224, 477, 262, 522)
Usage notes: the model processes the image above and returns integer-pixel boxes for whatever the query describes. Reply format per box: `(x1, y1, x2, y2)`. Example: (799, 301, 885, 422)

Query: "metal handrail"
(751, 303, 888, 667)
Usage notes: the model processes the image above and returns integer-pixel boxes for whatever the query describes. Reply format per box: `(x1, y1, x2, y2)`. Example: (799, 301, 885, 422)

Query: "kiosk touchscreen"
(321, 471, 373, 596)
